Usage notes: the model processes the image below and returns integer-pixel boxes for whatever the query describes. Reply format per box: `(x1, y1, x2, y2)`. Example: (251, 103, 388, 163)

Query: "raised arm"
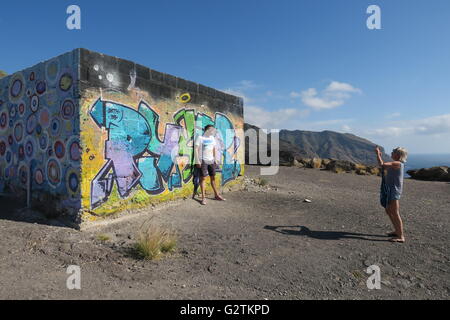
(375, 146, 401, 169)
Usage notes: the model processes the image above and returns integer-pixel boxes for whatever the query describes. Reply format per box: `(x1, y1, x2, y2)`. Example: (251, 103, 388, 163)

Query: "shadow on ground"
(0, 194, 72, 228)
(264, 225, 390, 242)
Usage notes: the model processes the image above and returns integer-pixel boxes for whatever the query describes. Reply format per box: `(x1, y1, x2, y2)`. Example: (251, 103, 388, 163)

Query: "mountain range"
(244, 123, 388, 166)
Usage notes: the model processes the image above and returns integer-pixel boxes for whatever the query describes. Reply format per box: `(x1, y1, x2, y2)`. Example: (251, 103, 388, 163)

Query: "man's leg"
(200, 176, 207, 205)
(209, 165, 225, 201)
(210, 175, 219, 197)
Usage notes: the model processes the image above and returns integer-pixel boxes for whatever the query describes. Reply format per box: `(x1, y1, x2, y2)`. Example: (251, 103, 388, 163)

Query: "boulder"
(310, 158, 323, 169)
(321, 158, 332, 167)
(291, 159, 305, 168)
(407, 166, 450, 182)
(326, 160, 356, 173)
(367, 166, 381, 176)
(298, 158, 312, 168)
(356, 168, 368, 175)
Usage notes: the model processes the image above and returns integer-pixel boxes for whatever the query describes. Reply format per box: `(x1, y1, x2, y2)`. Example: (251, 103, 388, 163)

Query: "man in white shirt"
(194, 125, 226, 205)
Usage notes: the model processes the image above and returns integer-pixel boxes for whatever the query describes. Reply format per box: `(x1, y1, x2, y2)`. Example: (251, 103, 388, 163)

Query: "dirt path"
(0, 166, 449, 300)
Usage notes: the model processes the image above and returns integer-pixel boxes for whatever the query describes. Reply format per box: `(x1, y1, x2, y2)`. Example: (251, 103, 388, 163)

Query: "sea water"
(404, 154, 450, 177)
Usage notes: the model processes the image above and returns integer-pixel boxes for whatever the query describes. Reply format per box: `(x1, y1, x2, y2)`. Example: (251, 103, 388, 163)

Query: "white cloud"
(289, 91, 301, 98)
(386, 112, 401, 119)
(222, 88, 252, 103)
(237, 80, 258, 90)
(326, 81, 361, 93)
(291, 81, 361, 110)
(367, 114, 450, 137)
(341, 125, 352, 132)
(244, 105, 310, 129)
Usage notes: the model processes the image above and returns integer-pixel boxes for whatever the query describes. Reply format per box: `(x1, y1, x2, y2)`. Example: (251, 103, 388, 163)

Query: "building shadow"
(264, 225, 390, 242)
(0, 194, 77, 229)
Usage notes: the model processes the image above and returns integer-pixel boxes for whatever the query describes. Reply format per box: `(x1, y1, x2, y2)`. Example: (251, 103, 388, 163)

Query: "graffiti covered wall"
(0, 51, 81, 216)
(79, 49, 244, 215)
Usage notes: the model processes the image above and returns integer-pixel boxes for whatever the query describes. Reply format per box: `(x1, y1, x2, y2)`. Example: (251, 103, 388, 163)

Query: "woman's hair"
(393, 147, 408, 163)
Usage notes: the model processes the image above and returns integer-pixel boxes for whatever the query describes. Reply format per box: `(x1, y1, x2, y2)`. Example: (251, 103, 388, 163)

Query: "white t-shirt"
(195, 135, 216, 162)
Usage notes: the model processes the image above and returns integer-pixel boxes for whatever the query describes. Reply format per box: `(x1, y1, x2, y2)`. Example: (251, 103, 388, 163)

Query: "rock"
(407, 166, 450, 182)
(321, 158, 332, 167)
(356, 169, 368, 175)
(299, 158, 312, 168)
(311, 158, 323, 169)
(291, 159, 304, 168)
(326, 160, 356, 173)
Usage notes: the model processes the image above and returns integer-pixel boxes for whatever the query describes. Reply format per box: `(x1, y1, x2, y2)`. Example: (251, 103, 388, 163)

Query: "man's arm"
(194, 145, 201, 167)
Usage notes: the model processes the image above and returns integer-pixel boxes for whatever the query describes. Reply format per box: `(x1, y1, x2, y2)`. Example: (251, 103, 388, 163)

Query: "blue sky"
(1, 0, 449, 154)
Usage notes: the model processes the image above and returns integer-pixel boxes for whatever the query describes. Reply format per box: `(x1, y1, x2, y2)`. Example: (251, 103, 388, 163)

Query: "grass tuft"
(96, 234, 110, 242)
(256, 178, 269, 186)
(134, 220, 177, 260)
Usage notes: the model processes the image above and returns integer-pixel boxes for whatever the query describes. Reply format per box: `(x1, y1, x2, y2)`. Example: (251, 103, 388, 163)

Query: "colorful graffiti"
(89, 98, 241, 209)
(0, 52, 81, 213)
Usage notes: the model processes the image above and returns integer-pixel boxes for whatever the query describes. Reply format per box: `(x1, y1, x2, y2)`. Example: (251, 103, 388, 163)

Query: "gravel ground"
(0, 165, 449, 300)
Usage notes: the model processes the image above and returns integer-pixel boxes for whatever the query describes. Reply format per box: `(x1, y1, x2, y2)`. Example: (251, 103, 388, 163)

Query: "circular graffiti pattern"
(47, 158, 61, 187)
(18, 102, 26, 116)
(50, 117, 61, 136)
(24, 136, 36, 159)
(66, 169, 80, 196)
(30, 95, 40, 112)
(178, 93, 191, 103)
(19, 164, 28, 185)
(68, 138, 81, 162)
(54, 140, 66, 159)
(18, 145, 25, 161)
(39, 132, 49, 150)
(36, 81, 47, 95)
(61, 99, 75, 120)
(59, 73, 73, 91)
(0, 140, 6, 157)
(10, 79, 23, 98)
(14, 121, 24, 143)
(0, 112, 8, 130)
(35, 124, 42, 135)
(46, 60, 59, 82)
(9, 105, 17, 118)
(39, 108, 50, 128)
(9, 74, 25, 101)
(26, 113, 37, 134)
(8, 135, 13, 145)
(5, 151, 12, 164)
(35, 168, 44, 185)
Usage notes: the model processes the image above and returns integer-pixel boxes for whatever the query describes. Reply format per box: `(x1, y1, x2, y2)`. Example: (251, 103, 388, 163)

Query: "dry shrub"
(134, 219, 177, 260)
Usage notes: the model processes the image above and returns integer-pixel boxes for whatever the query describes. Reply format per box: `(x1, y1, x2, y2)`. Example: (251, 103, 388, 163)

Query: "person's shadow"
(264, 225, 390, 242)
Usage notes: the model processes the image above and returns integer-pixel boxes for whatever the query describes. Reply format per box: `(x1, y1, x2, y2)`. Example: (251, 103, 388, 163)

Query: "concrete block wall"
(0, 49, 244, 223)
(0, 50, 81, 218)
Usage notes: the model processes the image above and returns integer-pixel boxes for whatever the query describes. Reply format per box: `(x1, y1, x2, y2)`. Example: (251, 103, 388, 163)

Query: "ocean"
(404, 154, 450, 177)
